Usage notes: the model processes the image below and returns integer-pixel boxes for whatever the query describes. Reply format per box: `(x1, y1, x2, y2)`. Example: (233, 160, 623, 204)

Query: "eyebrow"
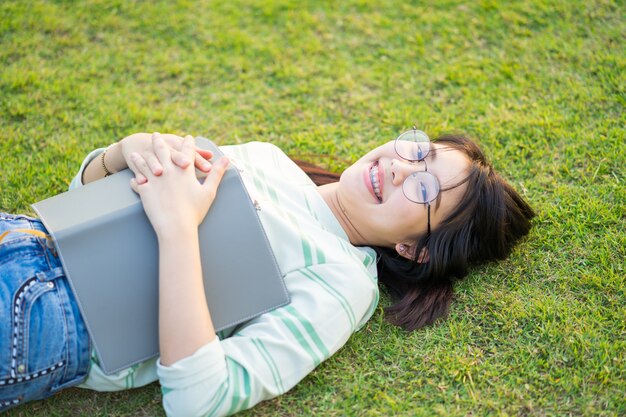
(428, 145, 464, 213)
(425, 145, 439, 211)
(429, 145, 438, 161)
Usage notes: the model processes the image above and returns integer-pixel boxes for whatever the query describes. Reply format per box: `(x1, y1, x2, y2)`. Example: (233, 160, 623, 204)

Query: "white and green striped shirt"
(70, 142, 379, 417)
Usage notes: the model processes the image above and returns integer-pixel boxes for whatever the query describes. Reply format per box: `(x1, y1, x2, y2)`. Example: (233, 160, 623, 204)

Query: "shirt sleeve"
(156, 261, 378, 417)
(68, 147, 106, 190)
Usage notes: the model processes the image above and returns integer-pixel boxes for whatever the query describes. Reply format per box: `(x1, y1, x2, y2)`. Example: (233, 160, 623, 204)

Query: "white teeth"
(370, 164, 382, 201)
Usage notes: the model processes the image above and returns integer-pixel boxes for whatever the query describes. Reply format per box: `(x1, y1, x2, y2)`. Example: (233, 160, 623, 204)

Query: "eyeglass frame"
(393, 127, 438, 237)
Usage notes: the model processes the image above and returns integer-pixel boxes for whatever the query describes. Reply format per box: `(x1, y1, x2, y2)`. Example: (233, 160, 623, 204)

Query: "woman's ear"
(395, 243, 430, 263)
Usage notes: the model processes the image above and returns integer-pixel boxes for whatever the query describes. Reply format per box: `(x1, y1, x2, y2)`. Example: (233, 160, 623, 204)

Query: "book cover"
(32, 138, 289, 374)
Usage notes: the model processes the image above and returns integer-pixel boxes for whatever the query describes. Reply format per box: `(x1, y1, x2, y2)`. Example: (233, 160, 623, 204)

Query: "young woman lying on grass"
(0, 129, 534, 416)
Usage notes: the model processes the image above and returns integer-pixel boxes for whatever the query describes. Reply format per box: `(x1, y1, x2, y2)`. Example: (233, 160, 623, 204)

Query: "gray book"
(32, 138, 289, 375)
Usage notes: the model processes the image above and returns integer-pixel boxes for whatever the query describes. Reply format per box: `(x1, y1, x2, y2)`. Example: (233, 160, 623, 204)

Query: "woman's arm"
(157, 260, 379, 417)
(129, 133, 229, 365)
(81, 133, 214, 185)
(156, 225, 216, 365)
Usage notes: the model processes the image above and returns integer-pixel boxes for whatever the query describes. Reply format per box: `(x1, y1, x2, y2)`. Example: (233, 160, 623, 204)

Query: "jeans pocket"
(0, 274, 67, 408)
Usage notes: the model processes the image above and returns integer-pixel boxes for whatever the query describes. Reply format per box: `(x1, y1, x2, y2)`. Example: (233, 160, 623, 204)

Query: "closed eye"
(420, 182, 428, 202)
(416, 144, 424, 161)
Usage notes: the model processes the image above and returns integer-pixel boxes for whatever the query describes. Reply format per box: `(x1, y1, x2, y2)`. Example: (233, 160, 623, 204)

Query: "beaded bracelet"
(101, 146, 113, 177)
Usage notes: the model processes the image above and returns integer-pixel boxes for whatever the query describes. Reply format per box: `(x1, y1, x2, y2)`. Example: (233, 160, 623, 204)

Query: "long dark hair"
(292, 133, 535, 331)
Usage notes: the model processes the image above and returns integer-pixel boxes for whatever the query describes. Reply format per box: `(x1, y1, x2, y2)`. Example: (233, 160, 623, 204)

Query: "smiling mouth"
(369, 162, 382, 202)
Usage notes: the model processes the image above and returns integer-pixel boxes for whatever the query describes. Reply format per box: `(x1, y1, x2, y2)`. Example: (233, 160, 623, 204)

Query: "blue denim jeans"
(0, 213, 91, 411)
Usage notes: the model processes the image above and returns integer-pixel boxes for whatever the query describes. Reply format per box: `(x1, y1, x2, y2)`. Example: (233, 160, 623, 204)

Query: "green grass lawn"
(1, 0, 624, 416)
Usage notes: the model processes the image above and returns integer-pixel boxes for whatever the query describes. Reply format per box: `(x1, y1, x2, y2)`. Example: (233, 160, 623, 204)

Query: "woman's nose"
(390, 159, 422, 186)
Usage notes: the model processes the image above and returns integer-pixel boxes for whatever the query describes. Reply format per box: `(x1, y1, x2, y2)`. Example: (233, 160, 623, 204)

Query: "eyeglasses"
(394, 127, 440, 237)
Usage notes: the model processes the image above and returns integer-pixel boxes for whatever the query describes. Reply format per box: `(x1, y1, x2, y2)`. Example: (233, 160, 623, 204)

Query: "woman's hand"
(121, 132, 214, 185)
(129, 133, 230, 239)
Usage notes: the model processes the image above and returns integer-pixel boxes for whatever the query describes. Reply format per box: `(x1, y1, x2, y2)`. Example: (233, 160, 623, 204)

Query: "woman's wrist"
(102, 142, 127, 174)
(155, 221, 199, 244)
(82, 140, 127, 184)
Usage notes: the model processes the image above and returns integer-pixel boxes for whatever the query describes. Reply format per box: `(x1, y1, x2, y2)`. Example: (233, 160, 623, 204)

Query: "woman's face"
(337, 140, 471, 251)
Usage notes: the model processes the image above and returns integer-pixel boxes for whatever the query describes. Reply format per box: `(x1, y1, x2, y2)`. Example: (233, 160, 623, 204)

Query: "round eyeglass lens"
(394, 129, 431, 161)
(402, 171, 440, 204)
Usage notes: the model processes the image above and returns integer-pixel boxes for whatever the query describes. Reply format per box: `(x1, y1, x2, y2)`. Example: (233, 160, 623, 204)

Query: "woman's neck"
(317, 183, 367, 246)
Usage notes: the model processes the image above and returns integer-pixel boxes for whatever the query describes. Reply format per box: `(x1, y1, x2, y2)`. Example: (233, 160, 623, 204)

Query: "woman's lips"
(363, 164, 377, 202)
(373, 162, 383, 201)
(364, 161, 383, 203)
